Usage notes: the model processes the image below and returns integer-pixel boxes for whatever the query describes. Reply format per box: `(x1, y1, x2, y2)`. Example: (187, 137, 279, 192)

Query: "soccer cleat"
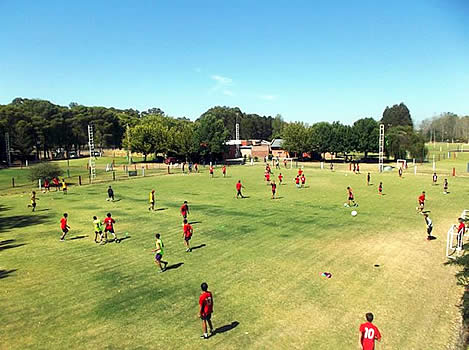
(200, 334, 209, 339)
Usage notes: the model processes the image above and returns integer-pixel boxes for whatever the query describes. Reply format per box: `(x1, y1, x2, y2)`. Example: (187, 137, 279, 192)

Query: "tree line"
(0, 98, 428, 163)
(419, 112, 469, 143)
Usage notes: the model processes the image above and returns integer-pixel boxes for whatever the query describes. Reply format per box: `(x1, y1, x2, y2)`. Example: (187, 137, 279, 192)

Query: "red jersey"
(104, 217, 115, 230)
(458, 222, 466, 234)
(301, 175, 305, 183)
(181, 204, 188, 215)
(295, 177, 300, 184)
(53, 178, 59, 185)
(222, 166, 226, 173)
(183, 223, 193, 238)
(348, 189, 354, 198)
(298, 169, 303, 176)
(209, 167, 214, 173)
(266, 173, 270, 181)
(60, 217, 67, 229)
(278, 174, 283, 181)
(44, 179, 50, 187)
(199, 291, 213, 315)
(236, 182, 242, 191)
(418, 194, 425, 203)
(359, 322, 381, 350)
(271, 183, 277, 191)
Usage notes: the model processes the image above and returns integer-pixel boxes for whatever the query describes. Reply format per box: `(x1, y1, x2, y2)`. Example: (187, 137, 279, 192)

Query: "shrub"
(30, 162, 64, 181)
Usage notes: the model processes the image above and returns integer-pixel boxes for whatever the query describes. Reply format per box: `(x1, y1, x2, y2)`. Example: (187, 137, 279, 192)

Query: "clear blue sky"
(1, 0, 468, 125)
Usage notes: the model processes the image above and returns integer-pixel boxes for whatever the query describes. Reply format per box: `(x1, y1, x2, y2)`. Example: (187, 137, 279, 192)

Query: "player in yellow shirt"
(148, 189, 155, 211)
(92, 216, 104, 244)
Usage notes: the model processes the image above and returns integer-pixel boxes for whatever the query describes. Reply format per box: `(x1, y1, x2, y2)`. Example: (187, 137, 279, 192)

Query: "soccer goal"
(446, 224, 462, 259)
(397, 159, 407, 169)
(283, 158, 296, 169)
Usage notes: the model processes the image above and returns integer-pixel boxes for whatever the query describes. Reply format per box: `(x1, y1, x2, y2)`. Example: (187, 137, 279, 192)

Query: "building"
(270, 139, 289, 158)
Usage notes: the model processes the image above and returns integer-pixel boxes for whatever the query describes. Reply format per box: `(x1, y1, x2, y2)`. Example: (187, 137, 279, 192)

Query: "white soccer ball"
(351, 210, 358, 217)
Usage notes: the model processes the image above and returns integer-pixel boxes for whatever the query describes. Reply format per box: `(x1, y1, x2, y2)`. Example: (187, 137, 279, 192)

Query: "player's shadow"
(422, 210, 431, 214)
(112, 199, 122, 202)
(0, 240, 26, 252)
(69, 235, 87, 240)
(38, 208, 50, 211)
(214, 321, 239, 335)
(189, 221, 202, 225)
(427, 236, 437, 241)
(274, 197, 284, 200)
(165, 262, 184, 271)
(0, 269, 17, 279)
(155, 208, 168, 211)
(119, 236, 131, 242)
(191, 244, 206, 250)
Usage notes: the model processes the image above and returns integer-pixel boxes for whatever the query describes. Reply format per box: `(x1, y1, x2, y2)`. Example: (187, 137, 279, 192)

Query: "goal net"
(397, 159, 407, 169)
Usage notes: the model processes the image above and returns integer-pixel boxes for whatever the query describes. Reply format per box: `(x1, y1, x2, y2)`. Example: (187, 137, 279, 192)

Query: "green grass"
(0, 162, 466, 349)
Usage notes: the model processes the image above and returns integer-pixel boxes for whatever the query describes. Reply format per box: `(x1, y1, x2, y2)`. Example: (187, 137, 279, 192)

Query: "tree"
(385, 126, 427, 161)
(282, 122, 309, 157)
(381, 103, 413, 129)
(272, 114, 285, 139)
(30, 162, 63, 181)
(352, 118, 379, 158)
(310, 122, 334, 155)
(194, 113, 229, 160)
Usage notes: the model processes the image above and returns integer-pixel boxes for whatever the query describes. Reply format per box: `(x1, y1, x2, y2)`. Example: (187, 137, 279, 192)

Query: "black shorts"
(348, 196, 354, 201)
(32, 203, 37, 207)
(200, 313, 212, 321)
(427, 226, 433, 235)
(184, 236, 191, 242)
(95, 231, 103, 235)
(62, 228, 68, 234)
(105, 228, 114, 233)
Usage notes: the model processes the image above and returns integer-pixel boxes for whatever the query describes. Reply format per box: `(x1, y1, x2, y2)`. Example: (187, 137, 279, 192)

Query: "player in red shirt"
(347, 187, 358, 207)
(60, 213, 70, 241)
(181, 201, 189, 219)
(359, 313, 381, 350)
(300, 174, 306, 187)
(457, 217, 466, 251)
(209, 166, 214, 178)
(199, 282, 214, 339)
(295, 175, 300, 188)
(104, 212, 119, 243)
(298, 168, 303, 176)
(236, 180, 245, 199)
(278, 173, 283, 184)
(44, 178, 50, 192)
(52, 177, 60, 191)
(183, 219, 193, 252)
(271, 181, 277, 199)
(222, 165, 226, 178)
(378, 182, 383, 195)
(417, 191, 426, 212)
(265, 172, 270, 183)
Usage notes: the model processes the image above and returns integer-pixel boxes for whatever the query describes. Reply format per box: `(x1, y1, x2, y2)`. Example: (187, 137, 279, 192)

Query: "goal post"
(396, 159, 407, 169)
(446, 225, 460, 259)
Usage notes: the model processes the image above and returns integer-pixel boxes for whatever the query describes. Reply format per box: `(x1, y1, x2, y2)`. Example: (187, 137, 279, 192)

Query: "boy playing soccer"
(62, 179, 68, 194)
(107, 186, 114, 201)
(300, 174, 306, 187)
(417, 191, 426, 212)
(29, 191, 38, 212)
(278, 172, 283, 184)
(347, 187, 358, 207)
(152, 233, 168, 272)
(93, 216, 104, 244)
(271, 180, 277, 199)
(398, 167, 403, 178)
(148, 189, 155, 211)
(236, 180, 244, 199)
(104, 212, 119, 243)
(181, 201, 190, 219)
(183, 219, 193, 252)
(423, 213, 433, 240)
(378, 182, 383, 195)
(209, 166, 214, 178)
(60, 213, 70, 241)
(295, 175, 300, 188)
(359, 312, 381, 350)
(444, 179, 448, 194)
(457, 217, 466, 251)
(222, 165, 226, 178)
(432, 172, 438, 185)
(199, 282, 214, 339)
(367, 173, 371, 186)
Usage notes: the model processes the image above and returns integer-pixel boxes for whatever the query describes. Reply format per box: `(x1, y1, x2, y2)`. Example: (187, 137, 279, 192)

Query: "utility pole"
(88, 124, 96, 180)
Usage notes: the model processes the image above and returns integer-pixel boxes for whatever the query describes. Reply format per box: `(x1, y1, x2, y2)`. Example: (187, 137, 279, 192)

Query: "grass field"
(0, 160, 467, 349)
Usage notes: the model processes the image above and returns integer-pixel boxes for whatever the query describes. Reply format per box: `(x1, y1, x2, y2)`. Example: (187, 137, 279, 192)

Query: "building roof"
(271, 138, 284, 148)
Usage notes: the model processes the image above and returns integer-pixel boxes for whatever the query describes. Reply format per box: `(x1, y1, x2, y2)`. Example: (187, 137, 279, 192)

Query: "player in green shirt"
(93, 216, 104, 244)
(152, 233, 168, 272)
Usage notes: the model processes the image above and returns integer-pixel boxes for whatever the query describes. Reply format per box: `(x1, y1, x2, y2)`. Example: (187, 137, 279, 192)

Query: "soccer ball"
(351, 210, 358, 217)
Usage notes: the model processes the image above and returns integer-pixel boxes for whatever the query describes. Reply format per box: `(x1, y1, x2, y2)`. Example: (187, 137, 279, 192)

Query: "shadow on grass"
(214, 321, 239, 334)
(0, 239, 26, 251)
(189, 221, 202, 225)
(191, 244, 206, 250)
(155, 208, 168, 211)
(119, 236, 131, 243)
(69, 235, 87, 240)
(0, 213, 48, 233)
(0, 269, 17, 279)
(427, 236, 437, 241)
(165, 262, 184, 271)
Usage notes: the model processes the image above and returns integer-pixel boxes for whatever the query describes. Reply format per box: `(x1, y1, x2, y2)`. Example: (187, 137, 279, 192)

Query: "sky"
(1, 0, 468, 125)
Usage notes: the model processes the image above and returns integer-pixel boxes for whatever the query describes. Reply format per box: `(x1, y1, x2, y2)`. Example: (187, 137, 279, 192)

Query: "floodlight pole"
(126, 124, 132, 164)
(5, 132, 11, 166)
(235, 113, 241, 158)
(378, 124, 385, 172)
(87, 124, 96, 180)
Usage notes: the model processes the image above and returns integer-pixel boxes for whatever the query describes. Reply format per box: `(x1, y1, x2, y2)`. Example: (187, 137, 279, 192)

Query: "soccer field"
(0, 162, 465, 349)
